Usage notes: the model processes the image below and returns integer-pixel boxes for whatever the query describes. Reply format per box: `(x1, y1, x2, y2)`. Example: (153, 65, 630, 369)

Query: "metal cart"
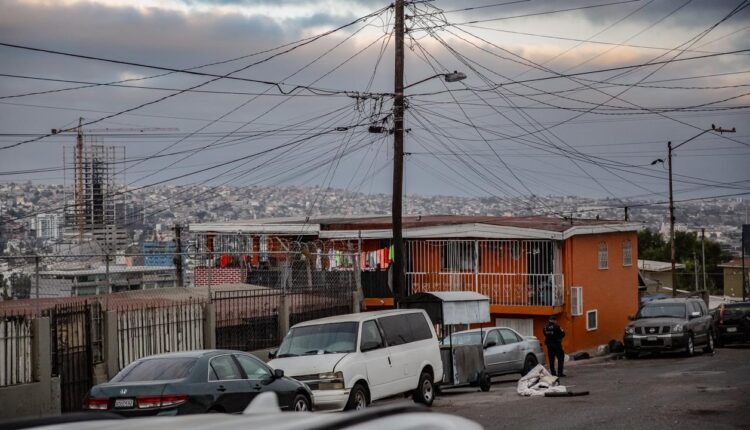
(400, 291, 492, 392)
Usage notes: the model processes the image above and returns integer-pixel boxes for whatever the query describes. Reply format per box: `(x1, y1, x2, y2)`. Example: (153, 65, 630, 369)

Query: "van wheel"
(345, 383, 369, 411)
(703, 331, 715, 354)
(413, 371, 435, 406)
(479, 372, 491, 392)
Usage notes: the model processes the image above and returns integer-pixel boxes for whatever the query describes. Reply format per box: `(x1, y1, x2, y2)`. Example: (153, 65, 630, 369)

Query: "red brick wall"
(194, 267, 246, 286)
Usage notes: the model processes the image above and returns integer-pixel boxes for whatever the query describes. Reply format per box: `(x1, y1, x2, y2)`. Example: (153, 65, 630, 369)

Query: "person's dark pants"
(547, 345, 565, 376)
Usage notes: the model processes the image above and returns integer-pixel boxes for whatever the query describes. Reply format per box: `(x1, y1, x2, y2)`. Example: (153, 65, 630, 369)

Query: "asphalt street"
(382, 346, 750, 430)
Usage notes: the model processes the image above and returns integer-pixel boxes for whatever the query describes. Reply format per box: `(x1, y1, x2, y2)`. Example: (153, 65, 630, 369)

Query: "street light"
(403, 71, 467, 90)
(652, 124, 737, 297)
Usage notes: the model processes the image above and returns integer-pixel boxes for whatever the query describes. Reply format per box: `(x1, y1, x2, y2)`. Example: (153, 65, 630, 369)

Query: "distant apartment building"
(39, 265, 177, 297)
(34, 213, 62, 240)
(143, 241, 176, 267)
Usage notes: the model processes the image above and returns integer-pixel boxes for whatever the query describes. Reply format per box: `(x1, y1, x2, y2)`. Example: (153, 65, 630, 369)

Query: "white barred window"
(598, 242, 608, 270)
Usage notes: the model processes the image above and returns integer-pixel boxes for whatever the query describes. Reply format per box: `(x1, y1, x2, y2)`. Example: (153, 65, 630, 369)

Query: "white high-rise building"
(35, 213, 62, 240)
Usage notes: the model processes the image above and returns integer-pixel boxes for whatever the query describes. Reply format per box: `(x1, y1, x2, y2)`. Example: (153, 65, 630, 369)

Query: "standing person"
(543, 315, 566, 377)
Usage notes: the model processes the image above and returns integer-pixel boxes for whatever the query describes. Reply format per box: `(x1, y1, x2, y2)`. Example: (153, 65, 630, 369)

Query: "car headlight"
(318, 371, 344, 381)
(624, 326, 634, 335)
(317, 371, 344, 390)
(672, 324, 683, 333)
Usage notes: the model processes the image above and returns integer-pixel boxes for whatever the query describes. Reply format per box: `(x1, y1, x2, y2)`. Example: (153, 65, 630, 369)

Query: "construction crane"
(52, 118, 179, 240)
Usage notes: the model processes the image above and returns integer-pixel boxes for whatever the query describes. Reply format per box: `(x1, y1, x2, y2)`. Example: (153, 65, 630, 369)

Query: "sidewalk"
(565, 352, 623, 367)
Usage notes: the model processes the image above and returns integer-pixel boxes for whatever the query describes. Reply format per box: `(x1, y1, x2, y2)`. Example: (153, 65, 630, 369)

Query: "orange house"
(190, 215, 639, 353)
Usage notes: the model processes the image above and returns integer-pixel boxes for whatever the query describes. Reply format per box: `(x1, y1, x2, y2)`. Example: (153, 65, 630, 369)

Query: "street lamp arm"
(403, 71, 467, 90)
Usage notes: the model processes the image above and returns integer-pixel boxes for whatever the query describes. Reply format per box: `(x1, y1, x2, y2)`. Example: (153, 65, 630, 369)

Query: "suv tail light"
(719, 305, 725, 324)
(136, 394, 188, 409)
(84, 398, 109, 410)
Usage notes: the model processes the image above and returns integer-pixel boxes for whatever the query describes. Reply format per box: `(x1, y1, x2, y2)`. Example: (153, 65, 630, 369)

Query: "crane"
(53, 118, 179, 240)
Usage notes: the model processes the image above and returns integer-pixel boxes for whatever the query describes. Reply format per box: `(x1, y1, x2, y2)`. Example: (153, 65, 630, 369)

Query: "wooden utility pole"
(668, 141, 677, 297)
(701, 228, 707, 292)
(391, 0, 406, 304)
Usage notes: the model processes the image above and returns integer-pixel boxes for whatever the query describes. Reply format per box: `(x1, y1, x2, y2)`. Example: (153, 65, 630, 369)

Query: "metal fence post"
(203, 302, 216, 349)
(104, 311, 119, 379)
(105, 253, 111, 309)
(34, 255, 40, 315)
(278, 292, 290, 340)
(207, 261, 213, 298)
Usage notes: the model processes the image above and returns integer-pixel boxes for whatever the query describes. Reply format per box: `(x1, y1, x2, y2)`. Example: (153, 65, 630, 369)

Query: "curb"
(565, 352, 623, 367)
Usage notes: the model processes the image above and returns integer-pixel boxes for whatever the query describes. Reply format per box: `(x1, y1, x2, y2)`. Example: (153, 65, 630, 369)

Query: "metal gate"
(48, 302, 101, 412)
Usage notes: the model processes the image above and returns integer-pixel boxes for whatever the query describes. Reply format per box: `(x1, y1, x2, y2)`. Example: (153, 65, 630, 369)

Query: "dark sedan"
(83, 350, 312, 416)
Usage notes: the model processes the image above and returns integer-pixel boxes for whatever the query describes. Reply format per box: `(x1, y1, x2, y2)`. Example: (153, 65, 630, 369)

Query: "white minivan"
(267, 309, 443, 411)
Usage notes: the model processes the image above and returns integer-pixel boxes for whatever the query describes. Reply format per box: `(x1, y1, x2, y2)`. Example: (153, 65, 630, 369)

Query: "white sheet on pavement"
(517, 364, 567, 397)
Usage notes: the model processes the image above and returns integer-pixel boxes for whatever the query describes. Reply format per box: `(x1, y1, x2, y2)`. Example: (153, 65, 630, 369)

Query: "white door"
(360, 320, 394, 399)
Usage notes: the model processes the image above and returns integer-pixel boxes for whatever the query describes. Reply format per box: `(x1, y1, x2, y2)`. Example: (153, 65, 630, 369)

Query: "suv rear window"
(113, 357, 196, 382)
(724, 304, 750, 318)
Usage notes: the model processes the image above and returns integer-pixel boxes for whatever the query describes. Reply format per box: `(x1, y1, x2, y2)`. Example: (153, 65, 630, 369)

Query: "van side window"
(360, 320, 384, 351)
(407, 313, 433, 341)
(379, 315, 413, 346)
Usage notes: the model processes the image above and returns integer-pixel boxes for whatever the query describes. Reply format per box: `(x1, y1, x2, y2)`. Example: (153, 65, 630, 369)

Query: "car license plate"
(727, 327, 737, 333)
(114, 399, 134, 408)
(647, 336, 657, 342)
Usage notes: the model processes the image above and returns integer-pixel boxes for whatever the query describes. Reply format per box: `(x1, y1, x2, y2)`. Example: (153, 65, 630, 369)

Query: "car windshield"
(112, 357, 196, 382)
(277, 322, 358, 357)
(442, 332, 482, 346)
(637, 303, 686, 319)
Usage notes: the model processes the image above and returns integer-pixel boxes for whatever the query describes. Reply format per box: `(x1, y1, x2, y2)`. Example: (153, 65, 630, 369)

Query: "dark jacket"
(543, 321, 565, 347)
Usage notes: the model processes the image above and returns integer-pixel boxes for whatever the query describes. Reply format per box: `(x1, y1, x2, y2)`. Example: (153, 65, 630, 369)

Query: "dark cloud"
(0, 0, 748, 198)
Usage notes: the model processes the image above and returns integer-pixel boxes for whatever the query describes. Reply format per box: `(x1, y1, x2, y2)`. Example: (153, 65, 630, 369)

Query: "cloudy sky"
(1, 0, 749, 210)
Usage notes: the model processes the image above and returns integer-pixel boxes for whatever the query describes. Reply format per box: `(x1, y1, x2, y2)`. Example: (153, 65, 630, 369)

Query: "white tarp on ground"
(517, 364, 567, 397)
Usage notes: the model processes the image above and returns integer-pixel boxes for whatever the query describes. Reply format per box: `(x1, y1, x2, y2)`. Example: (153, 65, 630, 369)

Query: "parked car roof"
(641, 298, 698, 305)
(291, 309, 426, 328)
(135, 350, 250, 360)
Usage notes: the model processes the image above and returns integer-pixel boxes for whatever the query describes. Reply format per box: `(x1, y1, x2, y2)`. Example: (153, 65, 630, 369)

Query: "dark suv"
(623, 298, 715, 358)
(712, 302, 750, 346)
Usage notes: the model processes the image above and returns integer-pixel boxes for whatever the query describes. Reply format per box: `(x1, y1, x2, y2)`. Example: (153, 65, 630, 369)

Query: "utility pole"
(668, 141, 677, 297)
(174, 223, 184, 288)
(701, 228, 707, 292)
(693, 251, 699, 292)
(391, 0, 406, 305)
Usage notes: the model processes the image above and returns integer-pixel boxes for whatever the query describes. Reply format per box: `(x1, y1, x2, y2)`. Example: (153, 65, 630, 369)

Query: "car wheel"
(703, 331, 715, 354)
(521, 354, 538, 376)
(625, 350, 638, 359)
(685, 334, 695, 357)
(345, 383, 369, 411)
(291, 394, 310, 412)
(413, 371, 435, 406)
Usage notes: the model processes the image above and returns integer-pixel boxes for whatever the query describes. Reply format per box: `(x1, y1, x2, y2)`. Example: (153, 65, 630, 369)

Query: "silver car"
(443, 327, 546, 377)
